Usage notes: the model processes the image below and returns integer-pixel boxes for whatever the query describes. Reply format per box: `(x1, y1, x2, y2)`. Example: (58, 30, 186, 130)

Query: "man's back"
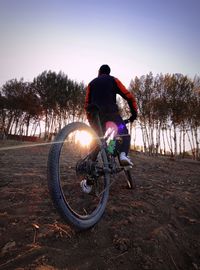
(88, 74, 119, 113)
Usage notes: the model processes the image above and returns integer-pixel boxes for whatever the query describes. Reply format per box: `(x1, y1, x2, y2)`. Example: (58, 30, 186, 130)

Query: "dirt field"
(0, 140, 200, 270)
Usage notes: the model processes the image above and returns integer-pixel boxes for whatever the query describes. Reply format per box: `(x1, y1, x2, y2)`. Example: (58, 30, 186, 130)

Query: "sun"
(75, 130, 93, 147)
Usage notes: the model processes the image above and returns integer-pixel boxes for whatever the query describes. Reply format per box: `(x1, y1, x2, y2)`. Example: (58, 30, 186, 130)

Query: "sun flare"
(75, 130, 93, 147)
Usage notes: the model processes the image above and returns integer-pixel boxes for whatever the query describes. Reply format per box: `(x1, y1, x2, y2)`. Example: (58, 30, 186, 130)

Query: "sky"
(0, 0, 200, 88)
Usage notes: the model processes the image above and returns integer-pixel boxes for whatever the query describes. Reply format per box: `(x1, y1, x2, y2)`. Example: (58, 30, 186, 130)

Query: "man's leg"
(104, 114, 132, 166)
(109, 114, 130, 155)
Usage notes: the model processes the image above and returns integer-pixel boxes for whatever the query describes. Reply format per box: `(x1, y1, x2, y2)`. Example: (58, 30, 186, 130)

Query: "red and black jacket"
(85, 74, 137, 120)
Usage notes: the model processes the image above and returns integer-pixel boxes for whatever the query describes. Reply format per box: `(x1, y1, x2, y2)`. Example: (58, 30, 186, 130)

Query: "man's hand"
(129, 110, 137, 122)
(124, 111, 137, 124)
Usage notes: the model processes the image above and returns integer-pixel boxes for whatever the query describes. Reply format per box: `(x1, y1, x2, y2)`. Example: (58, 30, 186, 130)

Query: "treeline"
(129, 72, 200, 159)
(0, 70, 86, 140)
(0, 70, 200, 159)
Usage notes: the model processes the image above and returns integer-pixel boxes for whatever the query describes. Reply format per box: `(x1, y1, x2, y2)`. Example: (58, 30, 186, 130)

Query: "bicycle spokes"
(59, 129, 106, 216)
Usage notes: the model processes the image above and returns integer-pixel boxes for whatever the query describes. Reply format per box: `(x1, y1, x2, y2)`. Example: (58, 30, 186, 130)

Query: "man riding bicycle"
(81, 64, 137, 192)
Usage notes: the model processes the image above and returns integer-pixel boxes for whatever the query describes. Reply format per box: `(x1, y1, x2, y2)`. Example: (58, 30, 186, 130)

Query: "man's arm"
(114, 77, 137, 121)
(84, 85, 91, 121)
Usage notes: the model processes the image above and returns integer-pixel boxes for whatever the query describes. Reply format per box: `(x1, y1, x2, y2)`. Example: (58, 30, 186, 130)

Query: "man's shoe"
(119, 152, 133, 166)
(80, 179, 92, 194)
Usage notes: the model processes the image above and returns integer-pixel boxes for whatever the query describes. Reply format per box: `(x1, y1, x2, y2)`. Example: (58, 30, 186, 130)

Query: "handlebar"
(123, 119, 131, 125)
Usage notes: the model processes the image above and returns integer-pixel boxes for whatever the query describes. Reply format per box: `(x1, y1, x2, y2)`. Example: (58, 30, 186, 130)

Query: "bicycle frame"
(76, 120, 126, 180)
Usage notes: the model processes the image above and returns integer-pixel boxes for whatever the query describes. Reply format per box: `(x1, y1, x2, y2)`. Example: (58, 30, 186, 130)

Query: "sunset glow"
(75, 130, 93, 147)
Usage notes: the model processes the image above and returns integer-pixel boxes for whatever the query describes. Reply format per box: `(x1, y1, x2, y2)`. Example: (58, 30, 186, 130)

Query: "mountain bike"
(47, 111, 135, 230)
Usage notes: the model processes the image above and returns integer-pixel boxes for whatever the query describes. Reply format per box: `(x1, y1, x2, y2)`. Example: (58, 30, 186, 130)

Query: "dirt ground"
(0, 140, 200, 270)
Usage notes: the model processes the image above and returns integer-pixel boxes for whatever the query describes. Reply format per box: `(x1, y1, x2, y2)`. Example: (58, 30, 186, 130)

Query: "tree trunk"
(173, 123, 177, 157)
(194, 126, 199, 160)
(179, 127, 182, 156)
(161, 128, 166, 155)
(186, 129, 195, 159)
(26, 116, 30, 136)
(182, 128, 186, 158)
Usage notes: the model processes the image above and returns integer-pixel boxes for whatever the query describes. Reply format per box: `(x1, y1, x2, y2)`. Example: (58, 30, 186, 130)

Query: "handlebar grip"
(123, 119, 130, 124)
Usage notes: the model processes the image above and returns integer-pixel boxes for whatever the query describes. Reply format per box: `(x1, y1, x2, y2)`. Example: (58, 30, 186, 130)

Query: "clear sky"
(0, 0, 199, 87)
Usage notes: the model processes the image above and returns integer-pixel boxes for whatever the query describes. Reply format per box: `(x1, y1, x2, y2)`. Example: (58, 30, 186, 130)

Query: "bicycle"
(47, 111, 136, 230)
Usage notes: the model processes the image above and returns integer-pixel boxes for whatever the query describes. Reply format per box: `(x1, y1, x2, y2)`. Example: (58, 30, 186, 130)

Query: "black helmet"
(99, 64, 111, 75)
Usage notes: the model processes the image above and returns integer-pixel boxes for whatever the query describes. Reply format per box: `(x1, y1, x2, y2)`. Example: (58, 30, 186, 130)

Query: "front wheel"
(47, 122, 110, 230)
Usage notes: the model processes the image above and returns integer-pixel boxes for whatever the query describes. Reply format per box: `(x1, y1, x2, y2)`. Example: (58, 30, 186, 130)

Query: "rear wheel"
(47, 122, 110, 230)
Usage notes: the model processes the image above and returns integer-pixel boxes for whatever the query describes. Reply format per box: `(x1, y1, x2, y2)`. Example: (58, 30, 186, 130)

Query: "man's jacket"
(85, 74, 137, 120)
